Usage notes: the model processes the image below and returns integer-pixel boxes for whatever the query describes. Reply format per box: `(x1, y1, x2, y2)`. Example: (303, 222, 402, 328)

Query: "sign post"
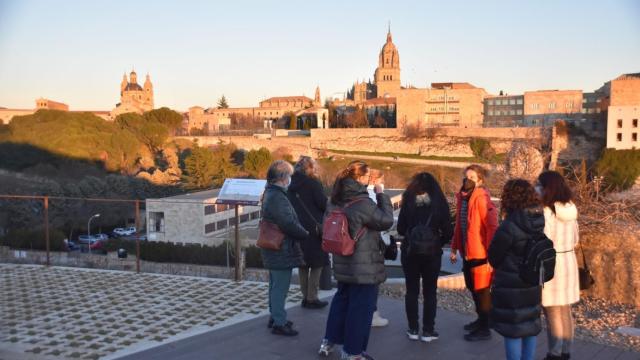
(216, 178, 267, 282)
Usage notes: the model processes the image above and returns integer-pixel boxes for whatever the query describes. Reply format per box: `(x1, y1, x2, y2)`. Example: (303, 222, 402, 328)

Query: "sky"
(0, 0, 638, 111)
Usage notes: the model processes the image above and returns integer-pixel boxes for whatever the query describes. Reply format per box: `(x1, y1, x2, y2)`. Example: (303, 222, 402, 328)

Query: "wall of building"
(523, 90, 583, 126)
(607, 106, 640, 149)
(610, 76, 640, 106)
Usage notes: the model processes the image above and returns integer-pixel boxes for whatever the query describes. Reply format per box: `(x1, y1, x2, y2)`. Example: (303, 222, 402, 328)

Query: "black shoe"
(271, 323, 298, 336)
(301, 299, 307, 307)
(463, 328, 491, 341)
(463, 319, 480, 331)
(561, 354, 571, 360)
(267, 318, 292, 328)
(420, 330, 439, 342)
(303, 299, 328, 309)
(543, 355, 563, 360)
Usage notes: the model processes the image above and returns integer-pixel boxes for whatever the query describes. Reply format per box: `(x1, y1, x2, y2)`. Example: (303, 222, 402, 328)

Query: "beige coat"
(542, 202, 580, 307)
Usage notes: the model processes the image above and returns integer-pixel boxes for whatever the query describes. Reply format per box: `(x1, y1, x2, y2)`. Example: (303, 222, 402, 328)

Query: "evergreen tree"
(243, 147, 273, 179)
(217, 95, 229, 109)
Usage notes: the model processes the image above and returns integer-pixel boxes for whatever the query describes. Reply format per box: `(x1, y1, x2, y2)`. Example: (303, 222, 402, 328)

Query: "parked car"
(77, 235, 107, 254)
(94, 233, 109, 241)
(112, 227, 137, 236)
(78, 235, 100, 244)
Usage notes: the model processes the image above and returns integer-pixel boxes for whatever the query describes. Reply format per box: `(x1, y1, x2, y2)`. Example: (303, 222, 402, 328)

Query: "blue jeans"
(268, 269, 292, 327)
(324, 282, 378, 356)
(504, 336, 537, 360)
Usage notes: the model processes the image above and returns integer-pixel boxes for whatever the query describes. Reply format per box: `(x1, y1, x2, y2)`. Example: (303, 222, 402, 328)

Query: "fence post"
(135, 199, 140, 273)
(234, 204, 242, 281)
(44, 196, 50, 266)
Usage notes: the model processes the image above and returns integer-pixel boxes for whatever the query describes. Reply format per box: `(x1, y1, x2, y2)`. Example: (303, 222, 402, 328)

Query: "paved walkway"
(119, 297, 638, 360)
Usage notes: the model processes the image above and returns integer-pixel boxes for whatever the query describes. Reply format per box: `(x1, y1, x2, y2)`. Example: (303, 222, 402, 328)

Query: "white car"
(113, 227, 137, 236)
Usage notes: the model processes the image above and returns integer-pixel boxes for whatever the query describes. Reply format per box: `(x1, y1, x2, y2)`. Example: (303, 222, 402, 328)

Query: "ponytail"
(331, 160, 369, 204)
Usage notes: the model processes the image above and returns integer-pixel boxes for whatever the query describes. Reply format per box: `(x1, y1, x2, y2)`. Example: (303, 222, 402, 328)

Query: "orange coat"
(451, 187, 498, 261)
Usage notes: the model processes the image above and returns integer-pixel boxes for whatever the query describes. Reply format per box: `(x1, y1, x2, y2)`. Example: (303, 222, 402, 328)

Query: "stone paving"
(0, 264, 305, 360)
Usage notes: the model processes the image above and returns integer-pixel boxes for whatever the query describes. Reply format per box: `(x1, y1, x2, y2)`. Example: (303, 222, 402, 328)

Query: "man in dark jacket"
(489, 179, 544, 360)
(319, 160, 394, 360)
(287, 156, 330, 309)
(260, 160, 309, 336)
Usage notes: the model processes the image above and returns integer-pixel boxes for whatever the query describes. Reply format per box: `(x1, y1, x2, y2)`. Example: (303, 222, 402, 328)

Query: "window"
(488, 110, 494, 116)
(617, 133, 622, 142)
(217, 219, 228, 230)
(516, 109, 523, 115)
(516, 98, 523, 105)
(582, 98, 587, 103)
(204, 205, 215, 215)
(566, 102, 573, 109)
(618, 119, 623, 128)
(581, 108, 587, 114)
(216, 204, 228, 212)
(509, 99, 516, 105)
(633, 119, 638, 128)
(633, 133, 638, 142)
(549, 102, 556, 109)
(488, 100, 494, 105)
(531, 103, 539, 110)
(509, 110, 515, 115)
(250, 211, 261, 220)
(205, 223, 216, 234)
(240, 214, 250, 223)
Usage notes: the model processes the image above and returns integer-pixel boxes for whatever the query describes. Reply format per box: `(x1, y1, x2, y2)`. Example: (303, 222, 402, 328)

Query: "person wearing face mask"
(318, 160, 394, 360)
(450, 164, 498, 341)
(396, 172, 453, 342)
(260, 160, 309, 336)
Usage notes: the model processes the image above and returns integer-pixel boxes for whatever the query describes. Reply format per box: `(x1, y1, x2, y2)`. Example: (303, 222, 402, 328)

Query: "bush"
(243, 147, 273, 178)
(595, 149, 640, 190)
(105, 238, 264, 268)
(0, 229, 67, 251)
(469, 138, 493, 160)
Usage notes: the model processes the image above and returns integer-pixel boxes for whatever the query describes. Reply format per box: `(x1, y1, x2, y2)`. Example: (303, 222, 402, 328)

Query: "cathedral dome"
(124, 83, 143, 91)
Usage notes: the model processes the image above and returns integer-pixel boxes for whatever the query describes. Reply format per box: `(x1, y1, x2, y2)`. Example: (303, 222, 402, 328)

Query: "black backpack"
(406, 214, 441, 257)
(519, 232, 557, 286)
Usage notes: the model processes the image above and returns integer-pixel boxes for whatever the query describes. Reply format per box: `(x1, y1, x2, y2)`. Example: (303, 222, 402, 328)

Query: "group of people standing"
(259, 157, 580, 360)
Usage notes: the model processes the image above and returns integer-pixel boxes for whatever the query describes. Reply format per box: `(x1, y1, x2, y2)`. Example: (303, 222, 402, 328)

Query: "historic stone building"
(374, 30, 401, 98)
(606, 73, 640, 150)
(111, 70, 154, 117)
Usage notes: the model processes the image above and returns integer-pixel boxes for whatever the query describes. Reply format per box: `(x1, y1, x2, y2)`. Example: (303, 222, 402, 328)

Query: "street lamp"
(87, 213, 100, 254)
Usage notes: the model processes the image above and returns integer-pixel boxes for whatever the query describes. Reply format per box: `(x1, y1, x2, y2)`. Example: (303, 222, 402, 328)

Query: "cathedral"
(111, 69, 154, 117)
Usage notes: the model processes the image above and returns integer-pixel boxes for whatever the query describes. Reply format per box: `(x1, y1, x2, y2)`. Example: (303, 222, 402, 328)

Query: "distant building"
(35, 98, 69, 111)
(606, 73, 640, 150)
(146, 188, 404, 246)
(483, 95, 524, 127)
(0, 98, 111, 124)
(111, 69, 154, 118)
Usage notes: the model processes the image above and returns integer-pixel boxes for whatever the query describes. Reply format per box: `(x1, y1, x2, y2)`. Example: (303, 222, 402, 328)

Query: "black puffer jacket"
(287, 171, 330, 268)
(260, 184, 309, 270)
(396, 192, 453, 254)
(328, 178, 394, 285)
(488, 206, 544, 338)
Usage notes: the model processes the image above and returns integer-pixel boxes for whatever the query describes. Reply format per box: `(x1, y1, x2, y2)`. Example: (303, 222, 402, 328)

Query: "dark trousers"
(463, 259, 491, 329)
(324, 282, 378, 356)
(402, 253, 442, 332)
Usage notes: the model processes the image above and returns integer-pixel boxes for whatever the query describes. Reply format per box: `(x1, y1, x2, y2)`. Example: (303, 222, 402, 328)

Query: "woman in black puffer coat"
(489, 179, 544, 360)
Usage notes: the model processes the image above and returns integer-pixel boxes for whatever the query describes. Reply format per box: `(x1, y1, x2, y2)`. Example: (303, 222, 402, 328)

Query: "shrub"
(243, 147, 273, 178)
(469, 138, 493, 160)
(595, 148, 640, 190)
(0, 229, 67, 251)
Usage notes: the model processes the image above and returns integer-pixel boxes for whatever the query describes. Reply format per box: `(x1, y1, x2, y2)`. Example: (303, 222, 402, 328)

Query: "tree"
(144, 107, 183, 134)
(217, 95, 229, 109)
(183, 146, 218, 189)
(116, 112, 170, 153)
(243, 147, 273, 179)
(286, 112, 297, 130)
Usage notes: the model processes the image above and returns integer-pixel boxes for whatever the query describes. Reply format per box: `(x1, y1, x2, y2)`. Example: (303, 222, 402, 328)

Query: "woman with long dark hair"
(489, 179, 544, 360)
(318, 160, 394, 360)
(537, 171, 580, 360)
(397, 172, 453, 342)
(450, 164, 498, 341)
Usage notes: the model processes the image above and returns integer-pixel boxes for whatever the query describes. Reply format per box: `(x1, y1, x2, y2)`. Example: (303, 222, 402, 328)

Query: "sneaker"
(340, 350, 375, 360)
(371, 311, 389, 327)
(271, 323, 298, 336)
(406, 329, 419, 341)
(318, 339, 334, 357)
(303, 299, 329, 309)
(463, 328, 491, 341)
(267, 318, 292, 329)
(420, 330, 439, 342)
(463, 319, 480, 331)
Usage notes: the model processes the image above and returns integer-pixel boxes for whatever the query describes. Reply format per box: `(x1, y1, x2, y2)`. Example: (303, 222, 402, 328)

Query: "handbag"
(293, 192, 323, 236)
(384, 235, 398, 261)
(256, 220, 285, 250)
(578, 244, 595, 290)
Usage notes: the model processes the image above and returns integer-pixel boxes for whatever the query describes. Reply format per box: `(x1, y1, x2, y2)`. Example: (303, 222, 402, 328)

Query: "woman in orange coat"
(450, 164, 498, 341)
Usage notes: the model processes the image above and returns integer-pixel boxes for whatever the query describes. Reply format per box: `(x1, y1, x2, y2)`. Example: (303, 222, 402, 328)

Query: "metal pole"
(234, 204, 241, 281)
(87, 217, 92, 255)
(44, 196, 50, 266)
(135, 200, 140, 273)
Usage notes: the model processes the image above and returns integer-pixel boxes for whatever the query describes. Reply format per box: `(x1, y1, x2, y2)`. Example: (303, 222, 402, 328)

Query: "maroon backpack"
(322, 199, 366, 256)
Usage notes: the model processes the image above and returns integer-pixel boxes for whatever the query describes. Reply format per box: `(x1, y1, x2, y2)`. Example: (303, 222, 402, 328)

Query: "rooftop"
(148, 189, 221, 202)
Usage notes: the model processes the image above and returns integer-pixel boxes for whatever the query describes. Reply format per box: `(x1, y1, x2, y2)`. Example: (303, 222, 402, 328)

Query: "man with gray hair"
(261, 160, 309, 336)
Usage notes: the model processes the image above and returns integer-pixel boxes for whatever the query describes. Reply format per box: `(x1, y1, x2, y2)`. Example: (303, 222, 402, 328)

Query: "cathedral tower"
(373, 26, 401, 97)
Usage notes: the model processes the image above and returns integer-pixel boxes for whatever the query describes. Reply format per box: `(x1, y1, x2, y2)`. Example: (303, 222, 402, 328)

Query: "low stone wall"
(0, 247, 270, 282)
(580, 223, 640, 308)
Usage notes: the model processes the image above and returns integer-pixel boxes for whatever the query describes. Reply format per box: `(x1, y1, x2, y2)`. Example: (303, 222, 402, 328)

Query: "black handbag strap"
(578, 243, 590, 271)
(292, 191, 321, 228)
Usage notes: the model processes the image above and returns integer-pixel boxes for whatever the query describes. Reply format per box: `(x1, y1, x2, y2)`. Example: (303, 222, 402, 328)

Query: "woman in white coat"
(537, 171, 580, 360)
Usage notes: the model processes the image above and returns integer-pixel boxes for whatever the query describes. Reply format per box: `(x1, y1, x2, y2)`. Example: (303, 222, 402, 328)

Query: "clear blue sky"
(0, 0, 638, 111)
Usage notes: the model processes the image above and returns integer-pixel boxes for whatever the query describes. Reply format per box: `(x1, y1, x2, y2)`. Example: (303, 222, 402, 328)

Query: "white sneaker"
(318, 339, 334, 357)
(371, 311, 389, 327)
